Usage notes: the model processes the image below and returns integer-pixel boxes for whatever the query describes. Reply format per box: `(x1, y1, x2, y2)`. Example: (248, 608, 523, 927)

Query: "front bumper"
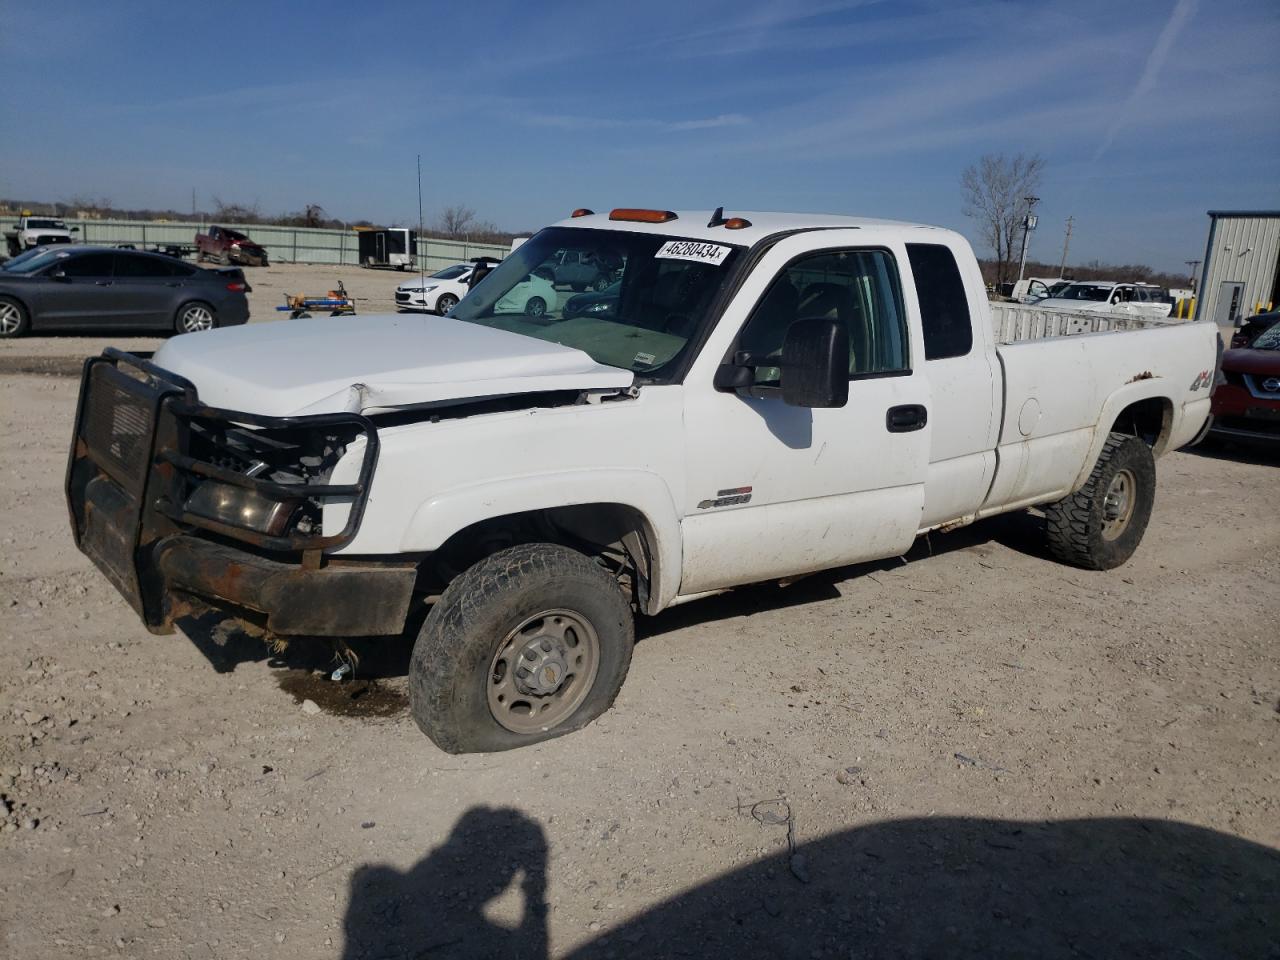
(1209, 382, 1280, 443)
(65, 349, 415, 636)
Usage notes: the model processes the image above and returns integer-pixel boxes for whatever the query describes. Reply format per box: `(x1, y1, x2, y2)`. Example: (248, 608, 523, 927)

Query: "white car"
(493, 267, 557, 317)
(1035, 281, 1173, 319)
(394, 263, 474, 314)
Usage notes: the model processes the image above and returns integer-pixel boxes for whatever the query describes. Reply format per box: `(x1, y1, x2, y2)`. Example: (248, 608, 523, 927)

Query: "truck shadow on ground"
(639, 510, 1048, 641)
(1184, 438, 1280, 468)
(340, 810, 1280, 960)
(175, 511, 1048, 683)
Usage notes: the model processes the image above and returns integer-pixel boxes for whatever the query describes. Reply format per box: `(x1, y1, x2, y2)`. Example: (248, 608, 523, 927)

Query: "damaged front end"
(65, 349, 416, 638)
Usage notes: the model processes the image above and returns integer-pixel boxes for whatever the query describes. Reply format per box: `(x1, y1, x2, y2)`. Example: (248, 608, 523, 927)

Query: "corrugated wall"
(1195, 215, 1280, 325)
(1, 217, 510, 272)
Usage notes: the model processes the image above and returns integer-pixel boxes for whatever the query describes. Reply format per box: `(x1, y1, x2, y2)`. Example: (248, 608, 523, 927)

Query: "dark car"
(0, 245, 250, 338)
(551, 249, 614, 291)
(1209, 321, 1280, 445)
(1229, 311, 1280, 349)
(563, 280, 620, 320)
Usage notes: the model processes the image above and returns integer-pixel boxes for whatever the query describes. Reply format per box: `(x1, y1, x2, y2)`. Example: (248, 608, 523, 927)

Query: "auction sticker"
(655, 240, 731, 265)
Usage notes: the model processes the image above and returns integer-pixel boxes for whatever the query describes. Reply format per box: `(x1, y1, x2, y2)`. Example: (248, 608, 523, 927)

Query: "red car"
(1209, 321, 1280, 445)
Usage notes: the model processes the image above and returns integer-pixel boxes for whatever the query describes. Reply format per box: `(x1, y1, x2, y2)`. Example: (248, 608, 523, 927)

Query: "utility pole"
(1184, 259, 1201, 292)
(1058, 216, 1074, 276)
(1016, 196, 1040, 284)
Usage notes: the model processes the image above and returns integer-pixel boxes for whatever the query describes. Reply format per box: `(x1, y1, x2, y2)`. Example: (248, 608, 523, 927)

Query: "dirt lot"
(1, 278, 1278, 959)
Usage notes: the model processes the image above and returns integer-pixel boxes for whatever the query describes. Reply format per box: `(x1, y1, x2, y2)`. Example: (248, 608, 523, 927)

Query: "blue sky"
(2, 0, 1277, 272)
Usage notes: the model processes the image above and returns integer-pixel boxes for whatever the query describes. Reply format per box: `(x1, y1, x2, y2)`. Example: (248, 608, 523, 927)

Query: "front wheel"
(525, 296, 546, 318)
(174, 301, 216, 334)
(435, 293, 458, 315)
(409, 543, 635, 754)
(1044, 432, 1155, 570)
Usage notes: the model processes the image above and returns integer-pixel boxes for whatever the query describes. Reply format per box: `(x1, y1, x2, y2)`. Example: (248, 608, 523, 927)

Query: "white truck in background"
(5, 214, 78, 257)
(66, 208, 1217, 754)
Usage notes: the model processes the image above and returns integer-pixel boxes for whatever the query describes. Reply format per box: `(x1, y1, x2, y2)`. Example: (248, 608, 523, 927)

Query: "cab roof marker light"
(609, 208, 678, 223)
(724, 217, 752, 229)
(571, 208, 594, 218)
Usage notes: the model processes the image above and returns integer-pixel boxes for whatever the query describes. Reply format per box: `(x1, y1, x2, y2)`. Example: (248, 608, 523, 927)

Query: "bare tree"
(435, 204, 476, 239)
(303, 203, 326, 228)
(961, 153, 1045, 288)
(211, 196, 262, 224)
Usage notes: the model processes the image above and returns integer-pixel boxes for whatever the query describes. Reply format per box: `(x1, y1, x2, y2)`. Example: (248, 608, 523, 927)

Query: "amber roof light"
(609, 208, 678, 223)
(571, 208, 594, 218)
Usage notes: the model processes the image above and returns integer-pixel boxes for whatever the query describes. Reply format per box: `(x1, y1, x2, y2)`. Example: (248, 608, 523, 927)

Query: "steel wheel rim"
(487, 608, 600, 734)
(1101, 468, 1136, 541)
(181, 305, 213, 332)
(0, 302, 19, 334)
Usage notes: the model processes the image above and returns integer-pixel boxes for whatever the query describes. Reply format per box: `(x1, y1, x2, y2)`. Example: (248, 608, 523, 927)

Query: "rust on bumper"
(154, 536, 417, 636)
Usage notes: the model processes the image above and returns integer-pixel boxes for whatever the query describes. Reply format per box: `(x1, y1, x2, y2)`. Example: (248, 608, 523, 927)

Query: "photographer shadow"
(341, 806, 548, 960)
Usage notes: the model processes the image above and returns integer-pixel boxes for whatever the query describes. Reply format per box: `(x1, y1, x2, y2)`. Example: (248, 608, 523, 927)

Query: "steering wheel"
(661, 313, 694, 337)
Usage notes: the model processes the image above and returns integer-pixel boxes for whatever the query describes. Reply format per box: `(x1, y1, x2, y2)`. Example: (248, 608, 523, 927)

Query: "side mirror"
(71, 226, 80, 233)
(781, 318, 849, 408)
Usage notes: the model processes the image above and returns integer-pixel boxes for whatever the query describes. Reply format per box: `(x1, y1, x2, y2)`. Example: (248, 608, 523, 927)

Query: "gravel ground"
(1, 289, 1278, 958)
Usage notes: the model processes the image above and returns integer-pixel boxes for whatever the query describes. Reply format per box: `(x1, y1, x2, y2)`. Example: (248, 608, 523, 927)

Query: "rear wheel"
(174, 301, 216, 334)
(409, 543, 634, 753)
(0, 296, 29, 338)
(591, 276, 610, 292)
(1044, 432, 1155, 570)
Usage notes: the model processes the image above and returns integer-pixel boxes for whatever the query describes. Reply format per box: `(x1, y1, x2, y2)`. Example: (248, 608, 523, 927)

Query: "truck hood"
(151, 313, 634, 416)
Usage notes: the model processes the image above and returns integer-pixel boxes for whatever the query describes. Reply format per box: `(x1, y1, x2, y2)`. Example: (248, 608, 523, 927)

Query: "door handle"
(94, 280, 113, 286)
(886, 404, 928, 432)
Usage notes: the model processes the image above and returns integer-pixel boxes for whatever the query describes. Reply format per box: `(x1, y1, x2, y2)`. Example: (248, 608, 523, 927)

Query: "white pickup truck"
(5, 214, 78, 257)
(66, 208, 1217, 753)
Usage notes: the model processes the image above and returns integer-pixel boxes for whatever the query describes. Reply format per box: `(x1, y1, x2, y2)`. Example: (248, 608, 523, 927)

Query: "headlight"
(185, 482, 301, 535)
(585, 302, 611, 313)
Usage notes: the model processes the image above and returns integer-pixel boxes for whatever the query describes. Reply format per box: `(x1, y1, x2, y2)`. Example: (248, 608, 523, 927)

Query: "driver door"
(680, 233, 931, 595)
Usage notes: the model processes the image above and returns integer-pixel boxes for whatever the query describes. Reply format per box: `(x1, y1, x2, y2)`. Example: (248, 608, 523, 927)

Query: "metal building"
(1194, 210, 1280, 327)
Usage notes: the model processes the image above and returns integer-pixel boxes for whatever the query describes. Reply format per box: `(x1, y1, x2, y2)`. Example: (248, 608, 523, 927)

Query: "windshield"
(1055, 283, 1113, 302)
(452, 226, 743, 379)
(431, 264, 469, 280)
(0, 248, 66, 274)
(25, 219, 66, 230)
(1252, 324, 1280, 350)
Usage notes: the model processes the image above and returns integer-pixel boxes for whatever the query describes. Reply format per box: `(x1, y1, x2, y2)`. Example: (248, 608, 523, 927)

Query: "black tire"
(436, 293, 458, 315)
(0, 295, 30, 338)
(409, 543, 634, 754)
(591, 276, 609, 292)
(1044, 432, 1155, 570)
(526, 296, 546, 318)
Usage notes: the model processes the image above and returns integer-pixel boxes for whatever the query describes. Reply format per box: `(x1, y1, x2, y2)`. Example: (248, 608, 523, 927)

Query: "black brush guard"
(65, 349, 415, 636)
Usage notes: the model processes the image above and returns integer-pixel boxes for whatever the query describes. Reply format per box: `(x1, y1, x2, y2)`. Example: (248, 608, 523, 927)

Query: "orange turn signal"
(723, 217, 752, 229)
(609, 208, 678, 223)
(571, 208, 594, 218)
